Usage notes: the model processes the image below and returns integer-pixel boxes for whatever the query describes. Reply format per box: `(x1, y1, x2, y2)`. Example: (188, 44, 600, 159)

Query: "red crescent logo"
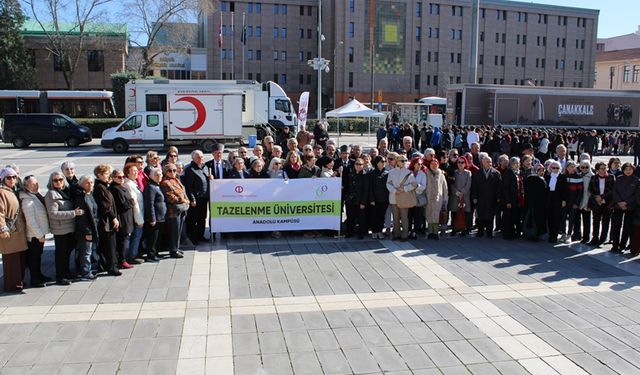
(128, 87, 136, 97)
(175, 96, 207, 132)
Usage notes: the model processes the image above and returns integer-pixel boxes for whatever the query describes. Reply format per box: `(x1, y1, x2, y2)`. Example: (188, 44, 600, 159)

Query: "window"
(307, 29, 312, 39)
(426, 76, 431, 85)
(248, 50, 254, 60)
(433, 75, 438, 86)
(255, 26, 262, 37)
(298, 51, 304, 61)
(280, 74, 286, 84)
(281, 4, 287, 14)
(248, 3, 253, 13)
(501, 56, 505, 66)
(429, 27, 439, 38)
(221, 49, 226, 60)
(256, 3, 261, 13)
(256, 50, 261, 60)
(307, 6, 312, 16)
(273, 27, 278, 38)
(427, 52, 431, 62)
(517, 35, 520, 44)
(273, 51, 279, 60)
(452, 5, 462, 16)
(494, 55, 498, 66)
(634, 66, 640, 83)
(416, 27, 421, 41)
(457, 53, 461, 63)
(299, 74, 304, 85)
(522, 35, 527, 45)
(429, 3, 440, 14)
(480, 8, 485, 18)
(348, 47, 354, 63)
(450, 53, 455, 63)
(496, 33, 499, 43)
(281, 28, 287, 38)
(624, 66, 631, 82)
(538, 14, 547, 24)
(480, 31, 484, 42)
(415, 75, 420, 90)
(502, 33, 506, 43)
(118, 115, 142, 132)
(307, 75, 312, 84)
(247, 26, 253, 36)
(497, 10, 506, 20)
(479, 54, 484, 64)
(434, 52, 438, 62)
(457, 30, 462, 40)
(522, 57, 526, 67)
(415, 50, 420, 65)
(416, 3, 422, 17)
(518, 12, 527, 22)
(541, 58, 545, 68)
(348, 72, 354, 87)
(87, 50, 104, 72)
(273, 74, 278, 83)
(451, 29, 456, 40)
(349, 0, 355, 12)
(299, 5, 304, 15)
(147, 114, 159, 127)
(281, 51, 287, 60)
(516, 57, 519, 67)
(221, 1, 227, 11)
(299, 28, 304, 38)
(349, 22, 355, 38)
(307, 51, 312, 60)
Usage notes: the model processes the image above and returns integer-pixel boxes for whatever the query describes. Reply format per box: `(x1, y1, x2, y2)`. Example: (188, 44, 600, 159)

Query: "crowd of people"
(1, 120, 640, 293)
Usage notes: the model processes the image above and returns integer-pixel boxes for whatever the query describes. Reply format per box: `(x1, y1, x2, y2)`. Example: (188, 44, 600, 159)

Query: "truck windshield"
(275, 99, 291, 113)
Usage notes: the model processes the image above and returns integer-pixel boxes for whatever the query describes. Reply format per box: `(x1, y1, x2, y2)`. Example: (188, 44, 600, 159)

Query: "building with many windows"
(204, 0, 599, 115)
(594, 49, 640, 90)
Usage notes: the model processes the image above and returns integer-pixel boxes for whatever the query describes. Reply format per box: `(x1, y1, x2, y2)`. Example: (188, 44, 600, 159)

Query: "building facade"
(205, 0, 598, 115)
(22, 21, 128, 90)
(597, 26, 640, 52)
(594, 48, 640, 90)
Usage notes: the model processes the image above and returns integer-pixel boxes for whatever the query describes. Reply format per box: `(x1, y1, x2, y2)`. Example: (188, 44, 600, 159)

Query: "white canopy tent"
(326, 99, 385, 146)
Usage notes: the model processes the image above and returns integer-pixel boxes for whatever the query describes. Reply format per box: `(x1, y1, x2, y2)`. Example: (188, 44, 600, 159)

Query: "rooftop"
(596, 48, 640, 62)
(21, 20, 128, 37)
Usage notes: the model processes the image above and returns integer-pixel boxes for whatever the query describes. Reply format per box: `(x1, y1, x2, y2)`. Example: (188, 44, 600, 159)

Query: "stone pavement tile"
(323, 310, 352, 328)
(58, 363, 92, 375)
(518, 358, 560, 374)
(491, 360, 531, 375)
(388, 306, 422, 324)
(581, 327, 629, 351)
(258, 331, 288, 354)
(467, 362, 501, 375)
(403, 323, 439, 344)
(122, 338, 155, 362)
(531, 312, 574, 331)
(146, 359, 178, 375)
(439, 365, 472, 374)
(27, 365, 60, 375)
(395, 344, 435, 370)
(105, 320, 136, 340)
(491, 300, 528, 316)
(332, 327, 366, 350)
(346, 309, 377, 327)
(448, 319, 487, 339)
(426, 321, 464, 342)
(0, 366, 30, 375)
(300, 311, 330, 330)
(80, 321, 112, 341)
(86, 362, 119, 375)
(27, 323, 60, 342)
(289, 352, 323, 375)
(380, 324, 416, 346)
(53, 321, 87, 341)
(444, 340, 487, 365)
(156, 318, 184, 337)
(420, 342, 462, 368)
(261, 353, 293, 375)
(432, 304, 465, 321)
(368, 346, 409, 372)
(557, 330, 607, 352)
(357, 326, 392, 347)
(231, 315, 256, 334)
(278, 313, 306, 331)
(601, 325, 640, 348)
(233, 354, 262, 375)
(6, 342, 48, 367)
(283, 330, 314, 353)
(308, 329, 340, 351)
(131, 319, 160, 338)
(116, 360, 149, 375)
(343, 347, 380, 373)
(316, 350, 352, 374)
(93, 339, 128, 362)
(233, 333, 260, 356)
(589, 350, 640, 374)
(511, 298, 547, 314)
(552, 310, 595, 330)
(35, 341, 73, 365)
(369, 308, 400, 325)
(409, 305, 444, 322)
(254, 314, 281, 333)
(151, 337, 181, 359)
(537, 331, 584, 354)
(511, 313, 553, 333)
(566, 353, 618, 375)
(413, 369, 444, 375)
(467, 338, 512, 362)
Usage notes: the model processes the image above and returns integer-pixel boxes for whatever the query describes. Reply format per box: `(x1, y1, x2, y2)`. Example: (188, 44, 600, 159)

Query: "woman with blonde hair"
(424, 159, 448, 239)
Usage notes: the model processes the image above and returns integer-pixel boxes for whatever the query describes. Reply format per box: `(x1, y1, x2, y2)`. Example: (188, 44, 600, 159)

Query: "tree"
(23, 0, 113, 89)
(0, 0, 36, 89)
(121, 0, 211, 75)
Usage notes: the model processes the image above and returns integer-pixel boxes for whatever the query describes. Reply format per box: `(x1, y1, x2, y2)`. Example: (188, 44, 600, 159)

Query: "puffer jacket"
(612, 174, 639, 210)
(368, 168, 389, 203)
(0, 185, 28, 254)
(144, 181, 166, 223)
(44, 188, 77, 235)
(19, 190, 50, 240)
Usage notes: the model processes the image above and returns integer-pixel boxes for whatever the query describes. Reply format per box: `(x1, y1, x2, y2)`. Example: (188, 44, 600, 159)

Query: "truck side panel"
(223, 95, 242, 136)
(167, 93, 226, 139)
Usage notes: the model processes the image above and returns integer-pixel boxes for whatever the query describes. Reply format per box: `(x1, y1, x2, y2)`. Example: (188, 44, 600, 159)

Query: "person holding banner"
(248, 158, 269, 179)
(229, 158, 249, 179)
(205, 143, 230, 180)
(345, 158, 369, 239)
(284, 152, 302, 179)
(386, 155, 416, 241)
(299, 155, 320, 178)
(184, 150, 210, 245)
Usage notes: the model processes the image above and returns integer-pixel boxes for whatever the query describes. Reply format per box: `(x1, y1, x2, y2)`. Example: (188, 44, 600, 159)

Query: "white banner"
(209, 178, 341, 233)
(298, 91, 310, 131)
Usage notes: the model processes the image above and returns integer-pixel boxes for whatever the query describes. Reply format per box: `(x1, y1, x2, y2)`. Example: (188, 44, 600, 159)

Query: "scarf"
(549, 172, 559, 191)
(289, 162, 301, 172)
(517, 174, 525, 207)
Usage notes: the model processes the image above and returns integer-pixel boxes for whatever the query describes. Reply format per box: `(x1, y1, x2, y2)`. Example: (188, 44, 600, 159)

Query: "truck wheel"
(112, 140, 129, 153)
(201, 139, 217, 153)
(12, 137, 29, 148)
(66, 137, 80, 147)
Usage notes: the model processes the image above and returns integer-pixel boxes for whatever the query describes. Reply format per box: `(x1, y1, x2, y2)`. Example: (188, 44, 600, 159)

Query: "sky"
(523, 0, 637, 38)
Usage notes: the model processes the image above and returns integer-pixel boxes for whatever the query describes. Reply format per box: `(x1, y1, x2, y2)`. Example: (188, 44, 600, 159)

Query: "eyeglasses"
(167, 169, 177, 172)
(274, 162, 281, 165)
(355, 163, 364, 166)
(52, 178, 64, 182)
(113, 176, 124, 179)
(168, 154, 177, 157)
(64, 168, 74, 171)
(457, 161, 466, 164)
(551, 167, 560, 170)
(240, 151, 247, 154)
(4, 175, 17, 180)
(580, 166, 590, 169)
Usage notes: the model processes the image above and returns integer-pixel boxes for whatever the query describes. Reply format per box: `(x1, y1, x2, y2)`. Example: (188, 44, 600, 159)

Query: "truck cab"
(266, 81, 297, 130)
(101, 112, 164, 152)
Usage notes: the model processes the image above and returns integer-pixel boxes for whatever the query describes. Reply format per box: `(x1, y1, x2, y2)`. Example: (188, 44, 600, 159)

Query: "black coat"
(524, 175, 548, 236)
(544, 174, 568, 202)
(471, 168, 502, 219)
(229, 169, 250, 179)
(346, 170, 368, 206)
(369, 168, 389, 203)
(144, 181, 166, 223)
(110, 183, 134, 234)
(248, 169, 269, 178)
(205, 159, 231, 180)
(588, 174, 615, 210)
(500, 169, 523, 208)
(74, 192, 98, 241)
(184, 161, 210, 201)
(93, 179, 117, 232)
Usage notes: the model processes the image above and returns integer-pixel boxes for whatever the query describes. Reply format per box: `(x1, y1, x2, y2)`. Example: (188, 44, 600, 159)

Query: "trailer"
(446, 84, 640, 129)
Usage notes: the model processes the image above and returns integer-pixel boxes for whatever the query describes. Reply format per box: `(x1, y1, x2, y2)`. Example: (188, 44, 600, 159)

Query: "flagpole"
(231, 11, 235, 80)
(219, 12, 223, 80)
(242, 12, 246, 80)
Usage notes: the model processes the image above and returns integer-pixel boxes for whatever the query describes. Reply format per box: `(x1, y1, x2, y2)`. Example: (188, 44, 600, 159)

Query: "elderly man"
(205, 143, 230, 180)
(184, 150, 210, 244)
(262, 135, 275, 160)
(471, 156, 502, 238)
(286, 138, 303, 158)
(397, 136, 418, 158)
(555, 144, 568, 171)
(272, 145, 284, 159)
(296, 126, 312, 149)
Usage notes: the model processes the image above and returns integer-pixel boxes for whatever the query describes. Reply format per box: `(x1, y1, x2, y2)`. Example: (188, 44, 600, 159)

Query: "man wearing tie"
(205, 143, 230, 180)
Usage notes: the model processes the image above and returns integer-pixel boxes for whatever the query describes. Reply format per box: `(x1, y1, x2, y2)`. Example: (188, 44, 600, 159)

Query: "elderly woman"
(283, 151, 302, 179)
(386, 155, 417, 241)
(93, 164, 121, 276)
(500, 157, 525, 240)
(425, 159, 448, 240)
(229, 158, 249, 179)
(578, 160, 594, 243)
(110, 169, 135, 269)
(546, 160, 568, 243)
(368, 156, 389, 239)
(74, 175, 99, 280)
(161, 163, 188, 258)
(449, 157, 472, 236)
(123, 163, 144, 264)
(45, 171, 84, 285)
(345, 157, 369, 239)
(524, 164, 548, 241)
(588, 162, 615, 246)
(267, 157, 288, 179)
(408, 157, 426, 239)
(0, 168, 29, 291)
(248, 158, 269, 178)
(144, 168, 166, 261)
(144, 150, 161, 176)
(20, 175, 51, 288)
(563, 161, 584, 243)
(610, 163, 638, 253)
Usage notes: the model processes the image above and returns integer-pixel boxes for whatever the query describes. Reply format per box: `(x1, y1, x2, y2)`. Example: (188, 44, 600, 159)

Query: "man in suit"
(471, 155, 502, 238)
(184, 150, 210, 244)
(554, 144, 569, 171)
(205, 143, 230, 180)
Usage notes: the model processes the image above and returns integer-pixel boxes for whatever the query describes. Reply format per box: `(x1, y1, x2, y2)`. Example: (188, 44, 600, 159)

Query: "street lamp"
(333, 41, 344, 109)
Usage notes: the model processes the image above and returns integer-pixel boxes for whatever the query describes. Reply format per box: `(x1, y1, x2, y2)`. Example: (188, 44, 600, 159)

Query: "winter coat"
(448, 169, 472, 212)
(524, 175, 548, 236)
(144, 181, 166, 223)
(368, 168, 389, 204)
(93, 179, 118, 232)
(346, 170, 368, 206)
(425, 169, 448, 223)
(566, 172, 584, 208)
(19, 190, 49, 240)
(386, 167, 417, 205)
(471, 168, 502, 219)
(500, 169, 524, 209)
(184, 161, 210, 201)
(298, 165, 320, 178)
(44, 188, 77, 235)
(124, 179, 144, 226)
(588, 174, 615, 210)
(0, 185, 28, 254)
(612, 174, 639, 210)
(74, 191, 98, 241)
(161, 177, 189, 219)
(110, 183, 134, 235)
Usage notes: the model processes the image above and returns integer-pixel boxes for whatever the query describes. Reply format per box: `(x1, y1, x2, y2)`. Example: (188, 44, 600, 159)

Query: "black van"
(1, 113, 92, 148)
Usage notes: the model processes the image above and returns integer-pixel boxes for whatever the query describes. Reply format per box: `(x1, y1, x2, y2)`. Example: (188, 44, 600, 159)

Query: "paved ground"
(1, 141, 639, 374)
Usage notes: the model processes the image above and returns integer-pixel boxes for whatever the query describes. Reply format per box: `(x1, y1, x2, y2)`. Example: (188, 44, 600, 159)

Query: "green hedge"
(111, 71, 142, 117)
(75, 118, 123, 138)
(321, 118, 381, 133)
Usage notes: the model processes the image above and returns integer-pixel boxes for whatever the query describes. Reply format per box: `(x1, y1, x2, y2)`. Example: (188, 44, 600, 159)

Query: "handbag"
(416, 192, 427, 207)
(453, 194, 466, 230)
(174, 203, 189, 212)
(395, 173, 417, 209)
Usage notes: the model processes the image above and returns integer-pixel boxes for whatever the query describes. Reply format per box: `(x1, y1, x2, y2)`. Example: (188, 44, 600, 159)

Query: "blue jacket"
(144, 181, 166, 223)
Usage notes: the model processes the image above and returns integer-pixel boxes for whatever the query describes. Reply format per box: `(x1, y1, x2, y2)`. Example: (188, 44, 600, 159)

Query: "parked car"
(1, 113, 92, 148)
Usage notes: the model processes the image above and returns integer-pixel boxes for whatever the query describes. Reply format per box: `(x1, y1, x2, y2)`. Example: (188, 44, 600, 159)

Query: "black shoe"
(611, 246, 621, 253)
(107, 270, 122, 277)
(434, 234, 440, 240)
(587, 239, 599, 246)
(40, 275, 53, 283)
(56, 278, 71, 286)
(476, 231, 484, 238)
(31, 280, 46, 288)
(146, 255, 159, 262)
(169, 251, 184, 259)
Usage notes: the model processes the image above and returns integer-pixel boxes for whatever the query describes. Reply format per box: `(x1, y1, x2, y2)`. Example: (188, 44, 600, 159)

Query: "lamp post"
(308, 0, 329, 121)
(333, 41, 344, 110)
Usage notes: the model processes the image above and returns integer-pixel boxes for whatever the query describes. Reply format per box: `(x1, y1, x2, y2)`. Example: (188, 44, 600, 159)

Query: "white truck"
(100, 79, 297, 152)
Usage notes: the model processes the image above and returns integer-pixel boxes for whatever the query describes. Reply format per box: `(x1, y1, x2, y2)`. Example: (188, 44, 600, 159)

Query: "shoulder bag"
(396, 173, 417, 209)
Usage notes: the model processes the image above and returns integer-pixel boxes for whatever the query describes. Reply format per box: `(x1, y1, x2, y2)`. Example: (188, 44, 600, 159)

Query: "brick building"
(22, 21, 128, 90)
(205, 0, 599, 115)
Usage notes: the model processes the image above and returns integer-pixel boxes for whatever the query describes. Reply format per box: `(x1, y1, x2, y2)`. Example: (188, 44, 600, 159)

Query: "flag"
(218, 13, 222, 48)
(241, 13, 247, 45)
(298, 92, 310, 131)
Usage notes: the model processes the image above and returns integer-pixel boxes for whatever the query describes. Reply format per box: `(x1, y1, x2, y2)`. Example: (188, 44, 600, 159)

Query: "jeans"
(76, 240, 96, 277)
(126, 226, 144, 259)
(167, 212, 185, 252)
